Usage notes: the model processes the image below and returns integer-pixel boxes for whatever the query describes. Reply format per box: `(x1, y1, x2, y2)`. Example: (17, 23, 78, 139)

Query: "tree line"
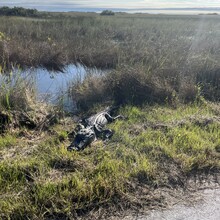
(0, 6, 39, 17)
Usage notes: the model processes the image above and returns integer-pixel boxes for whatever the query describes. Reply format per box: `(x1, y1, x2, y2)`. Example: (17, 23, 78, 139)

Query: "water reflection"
(22, 64, 102, 111)
(0, 64, 104, 111)
(30, 65, 85, 101)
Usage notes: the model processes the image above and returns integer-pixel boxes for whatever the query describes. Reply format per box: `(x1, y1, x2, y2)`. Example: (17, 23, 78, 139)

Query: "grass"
(0, 11, 220, 218)
(0, 69, 36, 111)
(0, 102, 219, 219)
(0, 134, 17, 149)
(0, 13, 220, 103)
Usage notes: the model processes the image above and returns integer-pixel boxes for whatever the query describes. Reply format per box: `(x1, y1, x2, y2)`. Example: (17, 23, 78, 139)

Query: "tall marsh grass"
(0, 15, 220, 98)
(0, 69, 36, 111)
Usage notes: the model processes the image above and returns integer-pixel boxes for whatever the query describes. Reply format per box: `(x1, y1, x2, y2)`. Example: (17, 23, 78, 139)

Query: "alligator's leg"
(76, 123, 85, 131)
(104, 113, 125, 122)
(101, 129, 114, 140)
(67, 137, 93, 151)
(67, 123, 85, 150)
(95, 113, 124, 140)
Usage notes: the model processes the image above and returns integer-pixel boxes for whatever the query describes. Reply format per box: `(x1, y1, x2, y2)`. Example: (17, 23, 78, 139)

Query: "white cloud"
(0, 0, 220, 10)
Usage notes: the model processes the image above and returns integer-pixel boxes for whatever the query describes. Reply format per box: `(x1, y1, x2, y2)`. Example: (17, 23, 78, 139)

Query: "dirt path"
(124, 187, 220, 220)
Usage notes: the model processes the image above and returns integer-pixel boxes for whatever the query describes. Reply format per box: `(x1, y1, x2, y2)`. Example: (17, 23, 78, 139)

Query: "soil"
(80, 173, 220, 220)
(139, 188, 220, 220)
(120, 174, 220, 220)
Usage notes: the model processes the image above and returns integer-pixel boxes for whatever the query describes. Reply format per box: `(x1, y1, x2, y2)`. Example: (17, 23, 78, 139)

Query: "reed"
(1, 14, 220, 103)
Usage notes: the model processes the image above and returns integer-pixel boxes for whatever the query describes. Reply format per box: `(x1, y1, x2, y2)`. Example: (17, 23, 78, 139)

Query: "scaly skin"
(68, 107, 124, 151)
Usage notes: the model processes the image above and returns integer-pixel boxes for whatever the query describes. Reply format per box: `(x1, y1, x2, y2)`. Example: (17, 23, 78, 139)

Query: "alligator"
(67, 107, 124, 151)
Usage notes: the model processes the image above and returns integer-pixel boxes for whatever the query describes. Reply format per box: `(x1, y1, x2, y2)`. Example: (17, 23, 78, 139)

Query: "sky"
(1, 0, 220, 11)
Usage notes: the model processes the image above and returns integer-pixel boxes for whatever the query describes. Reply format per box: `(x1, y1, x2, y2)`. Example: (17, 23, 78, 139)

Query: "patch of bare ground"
(121, 175, 220, 220)
(79, 172, 220, 220)
(75, 135, 220, 219)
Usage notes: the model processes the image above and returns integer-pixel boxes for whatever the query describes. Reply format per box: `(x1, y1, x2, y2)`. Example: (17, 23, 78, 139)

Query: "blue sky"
(1, 0, 220, 11)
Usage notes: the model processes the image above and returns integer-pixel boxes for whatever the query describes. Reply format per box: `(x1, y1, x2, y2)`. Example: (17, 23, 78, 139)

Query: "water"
(0, 64, 104, 111)
(22, 64, 102, 111)
(39, 8, 220, 15)
(126, 9, 220, 15)
(26, 65, 84, 99)
(26, 7, 220, 15)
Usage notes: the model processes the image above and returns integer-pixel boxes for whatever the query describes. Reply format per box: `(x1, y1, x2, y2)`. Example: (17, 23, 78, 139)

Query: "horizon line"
(1, 5, 220, 13)
(1, 5, 220, 10)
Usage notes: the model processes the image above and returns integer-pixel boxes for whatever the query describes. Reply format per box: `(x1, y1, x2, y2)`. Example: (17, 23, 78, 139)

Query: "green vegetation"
(0, 70, 35, 111)
(100, 10, 115, 16)
(0, 6, 39, 17)
(0, 11, 220, 218)
(0, 13, 219, 103)
(0, 102, 219, 218)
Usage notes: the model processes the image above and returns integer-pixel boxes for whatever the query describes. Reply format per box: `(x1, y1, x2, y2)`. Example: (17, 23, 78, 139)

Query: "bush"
(0, 6, 38, 17)
(100, 10, 115, 16)
(104, 66, 164, 105)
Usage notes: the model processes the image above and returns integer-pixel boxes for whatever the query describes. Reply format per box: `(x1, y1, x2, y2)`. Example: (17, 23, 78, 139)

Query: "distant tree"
(100, 10, 115, 16)
(0, 6, 38, 17)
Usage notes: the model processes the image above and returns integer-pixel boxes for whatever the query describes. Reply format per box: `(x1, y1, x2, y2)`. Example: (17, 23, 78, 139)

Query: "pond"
(21, 64, 103, 112)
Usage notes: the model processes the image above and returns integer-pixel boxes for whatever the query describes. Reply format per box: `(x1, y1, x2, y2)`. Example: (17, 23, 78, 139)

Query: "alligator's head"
(67, 126, 96, 151)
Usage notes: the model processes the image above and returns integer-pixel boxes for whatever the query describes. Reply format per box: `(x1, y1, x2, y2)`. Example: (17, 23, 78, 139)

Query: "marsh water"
(0, 64, 104, 111)
(22, 64, 103, 111)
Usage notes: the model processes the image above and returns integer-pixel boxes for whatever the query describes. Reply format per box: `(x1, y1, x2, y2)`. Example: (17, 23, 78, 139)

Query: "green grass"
(0, 11, 220, 219)
(0, 134, 17, 149)
(0, 68, 36, 111)
(0, 102, 219, 218)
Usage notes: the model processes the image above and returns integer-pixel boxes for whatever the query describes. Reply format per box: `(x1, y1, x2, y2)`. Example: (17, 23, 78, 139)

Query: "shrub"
(105, 66, 160, 105)
(100, 10, 115, 16)
(69, 63, 211, 110)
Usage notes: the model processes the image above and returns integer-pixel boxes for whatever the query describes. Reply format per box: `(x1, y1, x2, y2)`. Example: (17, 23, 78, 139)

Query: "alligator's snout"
(68, 127, 96, 151)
